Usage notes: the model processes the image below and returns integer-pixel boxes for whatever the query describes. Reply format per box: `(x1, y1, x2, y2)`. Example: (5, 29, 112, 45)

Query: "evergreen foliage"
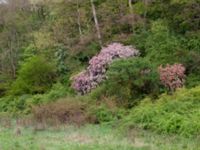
(105, 58, 159, 106)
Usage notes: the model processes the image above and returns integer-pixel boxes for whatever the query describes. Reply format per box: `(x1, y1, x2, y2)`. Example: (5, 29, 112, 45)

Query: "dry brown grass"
(0, 113, 12, 128)
(32, 99, 97, 127)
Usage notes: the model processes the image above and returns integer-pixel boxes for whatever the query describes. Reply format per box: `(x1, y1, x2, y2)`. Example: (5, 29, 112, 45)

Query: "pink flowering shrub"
(159, 64, 186, 92)
(72, 43, 140, 94)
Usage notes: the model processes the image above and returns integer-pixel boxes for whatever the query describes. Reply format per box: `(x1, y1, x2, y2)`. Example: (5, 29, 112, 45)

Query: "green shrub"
(25, 83, 72, 113)
(145, 0, 200, 34)
(0, 75, 11, 97)
(184, 31, 200, 52)
(26, 82, 73, 105)
(122, 86, 200, 137)
(76, 41, 101, 64)
(186, 74, 200, 88)
(178, 51, 200, 87)
(145, 20, 183, 65)
(21, 44, 37, 61)
(89, 102, 127, 124)
(0, 95, 32, 116)
(10, 56, 57, 95)
(103, 57, 160, 107)
(125, 29, 149, 56)
(0, 83, 71, 115)
(91, 105, 114, 123)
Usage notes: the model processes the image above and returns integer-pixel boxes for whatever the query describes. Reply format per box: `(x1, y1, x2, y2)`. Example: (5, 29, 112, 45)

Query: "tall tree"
(128, 0, 133, 14)
(90, 0, 102, 47)
(128, 0, 135, 33)
(76, 0, 83, 40)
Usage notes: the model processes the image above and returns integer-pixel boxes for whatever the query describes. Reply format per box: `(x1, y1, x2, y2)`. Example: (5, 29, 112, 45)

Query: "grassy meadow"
(0, 123, 199, 150)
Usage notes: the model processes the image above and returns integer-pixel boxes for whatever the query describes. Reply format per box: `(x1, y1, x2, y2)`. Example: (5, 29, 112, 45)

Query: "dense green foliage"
(121, 86, 200, 137)
(0, 83, 70, 115)
(10, 56, 57, 95)
(104, 58, 159, 106)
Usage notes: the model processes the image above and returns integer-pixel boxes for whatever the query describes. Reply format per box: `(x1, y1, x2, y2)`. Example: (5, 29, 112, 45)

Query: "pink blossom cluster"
(72, 43, 140, 94)
(158, 64, 186, 92)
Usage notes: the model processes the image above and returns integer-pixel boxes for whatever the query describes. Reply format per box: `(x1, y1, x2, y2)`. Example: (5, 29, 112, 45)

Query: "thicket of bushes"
(31, 96, 125, 126)
(120, 86, 200, 137)
(0, 83, 72, 115)
(94, 58, 160, 107)
(9, 56, 57, 95)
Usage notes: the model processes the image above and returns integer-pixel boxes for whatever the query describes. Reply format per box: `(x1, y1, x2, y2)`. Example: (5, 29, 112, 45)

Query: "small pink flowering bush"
(72, 43, 139, 94)
(159, 64, 186, 92)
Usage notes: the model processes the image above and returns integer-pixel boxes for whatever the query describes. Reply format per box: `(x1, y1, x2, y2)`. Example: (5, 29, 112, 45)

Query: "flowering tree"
(72, 43, 140, 94)
(158, 64, 186, 92)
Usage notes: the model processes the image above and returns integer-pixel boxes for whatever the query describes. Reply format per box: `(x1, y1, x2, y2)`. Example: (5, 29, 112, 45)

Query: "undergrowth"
(120, 86, 200, 137)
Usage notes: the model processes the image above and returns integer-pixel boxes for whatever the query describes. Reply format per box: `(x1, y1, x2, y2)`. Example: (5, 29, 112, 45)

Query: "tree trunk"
(90, 0, 102, 47)
(128, 0, 135, 33)
(143, 0, 149, 30)
(77, 0, 83, 41)
(9, 40, 16, 78)
(128, 0, 133, 14)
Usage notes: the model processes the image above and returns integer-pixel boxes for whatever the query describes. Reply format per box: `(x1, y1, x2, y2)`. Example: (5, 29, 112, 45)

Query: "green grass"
(130, 129, 200, 150)
(0, 125, 146, 150)
(0, 124, 199, 150)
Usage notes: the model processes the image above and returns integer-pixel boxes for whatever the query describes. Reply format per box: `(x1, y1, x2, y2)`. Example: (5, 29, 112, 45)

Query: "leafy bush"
(26, 82, 73, 105)
(104, 58, 160, 107)
(0, 95, 31, 116)
(146, 0, 200, 33)
(0, 83, 71, 115)
(0, 75, 11, 97)
(178, 51, 200, 88)
(91, 105, 114, 123)
(122, 86, 200, 137)
(186, 74, 200, 88)
(21, 44, 37, 61)
(125, 30, 150, 56)
(89, 97, 127, 124)
(10, 56, 57, 95)
(145, 20, 183, 65)
(76, 41, 101, 64)
(159, 64, 186, 92)
(184, 31, 200, 52)
(72, 43, 139, 94)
